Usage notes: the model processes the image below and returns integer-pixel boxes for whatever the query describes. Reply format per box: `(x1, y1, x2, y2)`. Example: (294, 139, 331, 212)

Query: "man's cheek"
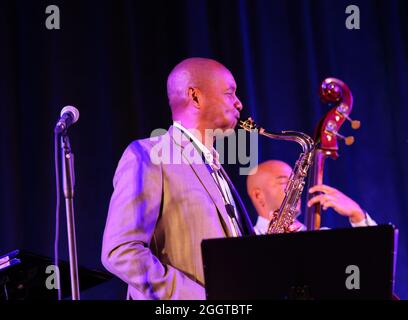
(278, 190, 286, 203)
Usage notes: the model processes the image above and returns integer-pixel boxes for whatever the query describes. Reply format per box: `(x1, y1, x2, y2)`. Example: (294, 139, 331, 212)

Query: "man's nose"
(234, 96, 243, 111)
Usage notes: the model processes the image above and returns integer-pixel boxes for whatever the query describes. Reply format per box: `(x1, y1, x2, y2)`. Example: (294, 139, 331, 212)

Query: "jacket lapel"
(220, 167, 256, 236)
(168, 126, 234, 237)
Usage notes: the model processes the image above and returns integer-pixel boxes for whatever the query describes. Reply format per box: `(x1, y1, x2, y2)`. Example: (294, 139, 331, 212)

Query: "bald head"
(167, 57, 231, 113)
(247, 160, 294, 219)
(247, 160, 292, 194)
(166, 57, 242, 143)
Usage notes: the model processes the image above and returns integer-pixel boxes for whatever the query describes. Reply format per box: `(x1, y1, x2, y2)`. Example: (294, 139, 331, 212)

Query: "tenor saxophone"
(239, 118, 315, 234)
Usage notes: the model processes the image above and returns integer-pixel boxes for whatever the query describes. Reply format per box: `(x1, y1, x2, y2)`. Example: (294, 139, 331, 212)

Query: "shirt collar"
(173, 121, 220, 168)
(254, 215, 270, 235)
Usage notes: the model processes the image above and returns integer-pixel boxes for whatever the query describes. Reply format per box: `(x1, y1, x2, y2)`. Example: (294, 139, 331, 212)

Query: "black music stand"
(202, 225, 398, 300)
(0, 250, 112, 300)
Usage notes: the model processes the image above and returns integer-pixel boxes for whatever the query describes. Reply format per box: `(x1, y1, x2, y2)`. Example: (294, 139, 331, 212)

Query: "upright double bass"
(304, 78, 361, 230)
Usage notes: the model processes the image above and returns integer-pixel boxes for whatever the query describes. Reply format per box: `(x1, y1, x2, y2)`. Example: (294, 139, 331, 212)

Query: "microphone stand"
(61, 132, 80, 300)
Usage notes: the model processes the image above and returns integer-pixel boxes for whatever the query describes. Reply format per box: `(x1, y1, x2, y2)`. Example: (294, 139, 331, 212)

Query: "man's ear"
(188, 87, 201, 108)
(252, 188, 265, 208)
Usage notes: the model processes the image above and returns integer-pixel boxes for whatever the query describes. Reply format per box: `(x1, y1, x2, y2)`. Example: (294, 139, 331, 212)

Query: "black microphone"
(54, 106, 80, 133)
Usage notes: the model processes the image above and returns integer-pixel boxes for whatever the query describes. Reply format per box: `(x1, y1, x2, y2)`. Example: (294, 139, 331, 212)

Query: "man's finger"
(309, 184, 336, 194)
(308, 194, 335, 207)
(322, 201, 335, 211)
(307, 194, 325, 207)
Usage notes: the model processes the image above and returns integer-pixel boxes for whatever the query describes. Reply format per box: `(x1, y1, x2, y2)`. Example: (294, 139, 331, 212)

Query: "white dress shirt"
(173, 121, 243, 236)
(254, 212, 377, 235)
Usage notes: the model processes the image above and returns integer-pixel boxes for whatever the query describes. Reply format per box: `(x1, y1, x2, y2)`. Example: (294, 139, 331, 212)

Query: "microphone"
(54, 106, 80, 133)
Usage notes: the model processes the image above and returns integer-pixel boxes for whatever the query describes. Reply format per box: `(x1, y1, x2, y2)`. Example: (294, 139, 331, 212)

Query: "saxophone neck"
(261, 130, 315, 154)
(239, 117, 315, 153)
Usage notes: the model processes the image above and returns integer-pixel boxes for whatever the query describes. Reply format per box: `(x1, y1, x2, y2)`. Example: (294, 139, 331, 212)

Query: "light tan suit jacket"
(102, 126, 252, 299)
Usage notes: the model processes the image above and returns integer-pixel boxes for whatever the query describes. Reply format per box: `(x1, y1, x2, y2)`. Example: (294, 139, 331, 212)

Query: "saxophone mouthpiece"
(239, 117, 258, 132)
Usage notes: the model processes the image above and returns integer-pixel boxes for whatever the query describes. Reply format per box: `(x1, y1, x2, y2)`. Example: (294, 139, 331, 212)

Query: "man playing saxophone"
(102, 57, 255, 300)
(246, 160, 377, 235)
